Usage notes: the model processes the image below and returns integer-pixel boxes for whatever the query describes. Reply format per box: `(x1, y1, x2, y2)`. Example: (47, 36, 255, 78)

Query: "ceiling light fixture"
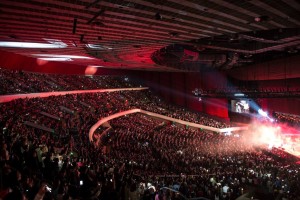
(86, 44, 113, 50)
(32, 54, 94, 59)
(38, 57, 73, 61)
(0, 41, 67, 48)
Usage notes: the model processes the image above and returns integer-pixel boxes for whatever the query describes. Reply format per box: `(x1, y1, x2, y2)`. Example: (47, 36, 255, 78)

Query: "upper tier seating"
(0, 68, 138, 94)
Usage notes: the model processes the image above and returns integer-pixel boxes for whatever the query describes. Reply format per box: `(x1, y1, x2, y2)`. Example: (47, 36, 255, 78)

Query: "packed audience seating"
(0, 91, 138, 200)
(273, 112, 300, 127)
(104, 114, 300, 200)
(0, 74, 299, 200)
(133, 92, 229, 128)
(0, 68, 137, 94)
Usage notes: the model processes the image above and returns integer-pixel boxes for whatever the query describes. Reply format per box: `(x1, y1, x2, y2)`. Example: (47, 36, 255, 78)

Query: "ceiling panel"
(0, 0, 298, 71)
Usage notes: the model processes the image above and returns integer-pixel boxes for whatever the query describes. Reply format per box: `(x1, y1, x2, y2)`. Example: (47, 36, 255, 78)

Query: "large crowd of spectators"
(0, 90, 299, 200)
(0, 87, 234, 199)
(133, 92, 229, 129)
(273, 112, 300, 128)
(102, 114, 300, 200)
(0, 71, 299, 200)
(0, 90, 139, 200)
(0, 68, 137, 94)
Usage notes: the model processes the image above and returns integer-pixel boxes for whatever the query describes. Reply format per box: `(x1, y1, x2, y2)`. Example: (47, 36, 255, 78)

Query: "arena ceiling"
(0, 0, 299, 71)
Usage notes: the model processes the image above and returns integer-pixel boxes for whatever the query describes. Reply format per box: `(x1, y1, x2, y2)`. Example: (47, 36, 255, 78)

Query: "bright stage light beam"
(258, 109, 268, 117)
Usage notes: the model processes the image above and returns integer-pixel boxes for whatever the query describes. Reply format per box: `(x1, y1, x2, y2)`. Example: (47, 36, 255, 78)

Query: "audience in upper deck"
(0, 68, 137, 94)
(273, 112, 300, 127)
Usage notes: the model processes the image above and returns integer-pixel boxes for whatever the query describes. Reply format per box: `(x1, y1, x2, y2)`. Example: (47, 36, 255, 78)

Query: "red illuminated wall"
(266, 98, 300, 116)
(256, 78, 300, 91)
(0, 50, 124, 75)
(252, 78, 300, 116)
(202, 98, 229, 118)
(200, 70, 228, 118)
(132, 70, 229, 119)
(258, 98, 300, 116)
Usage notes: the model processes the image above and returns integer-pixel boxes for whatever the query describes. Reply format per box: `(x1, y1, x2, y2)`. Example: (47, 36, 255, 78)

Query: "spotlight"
(258, 109, 268, 117)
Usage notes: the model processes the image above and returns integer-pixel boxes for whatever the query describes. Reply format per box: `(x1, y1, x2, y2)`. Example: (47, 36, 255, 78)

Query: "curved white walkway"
(89, 109, 248, 143)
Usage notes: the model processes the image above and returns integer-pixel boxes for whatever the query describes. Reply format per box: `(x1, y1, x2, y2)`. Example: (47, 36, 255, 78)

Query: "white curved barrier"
(89, 109, 141, 142)
(89, 109, 248, 142)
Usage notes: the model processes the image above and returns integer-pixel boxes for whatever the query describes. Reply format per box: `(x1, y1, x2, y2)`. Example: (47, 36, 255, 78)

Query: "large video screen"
(231, 100, 250, 113)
